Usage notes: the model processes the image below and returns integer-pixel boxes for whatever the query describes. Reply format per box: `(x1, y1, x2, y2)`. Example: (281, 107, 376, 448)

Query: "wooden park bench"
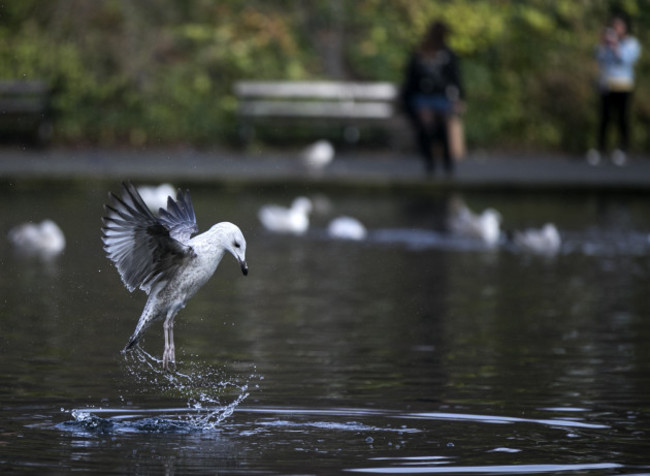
(0, 80, 52, 145)
(233, 80, 407, 145)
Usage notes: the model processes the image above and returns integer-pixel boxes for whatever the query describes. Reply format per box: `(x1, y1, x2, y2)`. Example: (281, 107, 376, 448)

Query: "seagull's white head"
(220, 222, 248, 276)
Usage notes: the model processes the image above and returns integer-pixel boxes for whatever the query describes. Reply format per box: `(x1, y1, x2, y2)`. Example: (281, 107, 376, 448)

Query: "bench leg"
(237, 118, 255, 145)
(342, 125, 360, 144)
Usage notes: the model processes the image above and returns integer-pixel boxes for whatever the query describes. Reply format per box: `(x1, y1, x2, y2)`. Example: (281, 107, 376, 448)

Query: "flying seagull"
(101, 182, 248, 370)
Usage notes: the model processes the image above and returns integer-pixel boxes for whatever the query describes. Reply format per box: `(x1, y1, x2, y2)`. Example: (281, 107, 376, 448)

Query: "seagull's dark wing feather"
(102, 182, 195, 294)
(158, 188, 198, 244)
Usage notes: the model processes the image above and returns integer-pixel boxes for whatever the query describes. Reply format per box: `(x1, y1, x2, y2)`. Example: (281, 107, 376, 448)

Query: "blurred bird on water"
(8, 219, 66, 258)
(327, 216, 367, 241)
(514, 223, 561, 255)
(258, 196, 312, 235)
(136, 183, 176, 213)
(448, 197, 502, 247)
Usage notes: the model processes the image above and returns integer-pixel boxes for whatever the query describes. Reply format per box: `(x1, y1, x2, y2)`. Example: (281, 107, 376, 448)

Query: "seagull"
(258, 197, 312, 235)
(327, 216, 367, 241)
(101, 182, 248, 371)
(8, 219, 66, 258)
(514, 223, 561, 255)
(301, 140, 334, 172)
(136, 183, 176, 213)
(448, 198, 502, 247)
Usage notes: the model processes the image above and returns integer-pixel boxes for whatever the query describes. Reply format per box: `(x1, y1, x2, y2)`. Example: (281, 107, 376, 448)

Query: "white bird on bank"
(136, 183, 176, 213)
(514, 223, 561, 255)
(258, 197, 312, 235)
(8, 219, 66, 258)
(301, 140, 334, 172)
(102, 182, 248, 371)
(448, 199, 502, 247)
(327, 216, 367, 241)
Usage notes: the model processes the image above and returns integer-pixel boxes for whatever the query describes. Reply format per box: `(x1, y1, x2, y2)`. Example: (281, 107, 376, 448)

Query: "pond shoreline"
(1, 146, 650, 192)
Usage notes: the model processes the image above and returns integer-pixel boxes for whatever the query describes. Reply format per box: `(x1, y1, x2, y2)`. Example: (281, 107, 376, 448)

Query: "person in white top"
(587, 15, 641, 166)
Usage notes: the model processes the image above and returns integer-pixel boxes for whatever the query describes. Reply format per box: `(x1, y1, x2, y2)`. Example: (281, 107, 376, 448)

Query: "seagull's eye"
(233, 241, 241, 249)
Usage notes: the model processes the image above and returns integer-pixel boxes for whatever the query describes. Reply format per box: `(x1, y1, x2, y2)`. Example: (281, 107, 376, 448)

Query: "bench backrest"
(0, 80, 50, 114)
(234, 81, 399, 120)
(234, 81, 398, 101)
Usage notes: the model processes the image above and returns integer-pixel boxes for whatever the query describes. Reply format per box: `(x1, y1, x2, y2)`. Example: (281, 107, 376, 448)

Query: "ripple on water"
(347, 460, 623, 474)
(54, 403, 630, 474)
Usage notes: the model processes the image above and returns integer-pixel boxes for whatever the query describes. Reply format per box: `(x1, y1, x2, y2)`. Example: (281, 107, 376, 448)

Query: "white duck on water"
(8, 219, 66, 258)
(514, 223, 561, 255)
(327, 216, 367, 241)
(448, 197, 502, 248)
(102, 182, 248, 371)
(258, 196, 312, 235)
(136, 183, 176, 213)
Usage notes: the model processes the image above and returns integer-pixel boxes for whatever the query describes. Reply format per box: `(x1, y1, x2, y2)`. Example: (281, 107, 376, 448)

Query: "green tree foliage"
(0, 0, 647, 152)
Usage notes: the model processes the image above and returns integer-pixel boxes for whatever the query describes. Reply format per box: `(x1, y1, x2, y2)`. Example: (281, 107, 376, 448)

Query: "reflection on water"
(1, 181, 650, 474)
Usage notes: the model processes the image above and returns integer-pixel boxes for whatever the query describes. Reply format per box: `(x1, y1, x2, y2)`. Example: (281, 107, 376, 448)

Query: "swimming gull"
(258, 196, 312, 235)
(327, 216, 367, 241)
(514, 223, 561, 255)
(102, 182, 248, 370)
(8, 219, 66, 258)
(448, 198, 502, 247)
(136, 183, 176, 213)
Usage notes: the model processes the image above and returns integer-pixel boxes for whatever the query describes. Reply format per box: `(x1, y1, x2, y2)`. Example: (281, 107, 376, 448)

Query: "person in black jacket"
(401, 21, 464, 176)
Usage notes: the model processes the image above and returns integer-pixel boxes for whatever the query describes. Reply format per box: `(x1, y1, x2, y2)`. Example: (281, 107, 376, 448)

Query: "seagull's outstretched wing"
(158, 188, 198, 243)
(102, 182, 197, 294)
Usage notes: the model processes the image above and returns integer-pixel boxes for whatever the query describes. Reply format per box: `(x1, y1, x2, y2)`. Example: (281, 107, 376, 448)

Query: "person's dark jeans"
(598, 90, 631, 152)
(415, 113, 453, 175)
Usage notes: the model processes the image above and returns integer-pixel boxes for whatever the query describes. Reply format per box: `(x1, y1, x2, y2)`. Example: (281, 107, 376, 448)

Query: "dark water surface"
(1, 180, 649, 474)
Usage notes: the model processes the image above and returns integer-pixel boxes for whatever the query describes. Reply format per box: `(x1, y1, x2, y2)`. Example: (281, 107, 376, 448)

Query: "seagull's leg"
(169, 321, 175, 367)
(163, 319, 171, 371)
(162, 310, 177, 371)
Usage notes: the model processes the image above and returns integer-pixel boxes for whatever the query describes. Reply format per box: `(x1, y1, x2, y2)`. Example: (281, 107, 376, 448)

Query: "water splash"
(62, 391, 250, 435)
(59, 348, 257, 434)
(123, 347, 252, 399)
